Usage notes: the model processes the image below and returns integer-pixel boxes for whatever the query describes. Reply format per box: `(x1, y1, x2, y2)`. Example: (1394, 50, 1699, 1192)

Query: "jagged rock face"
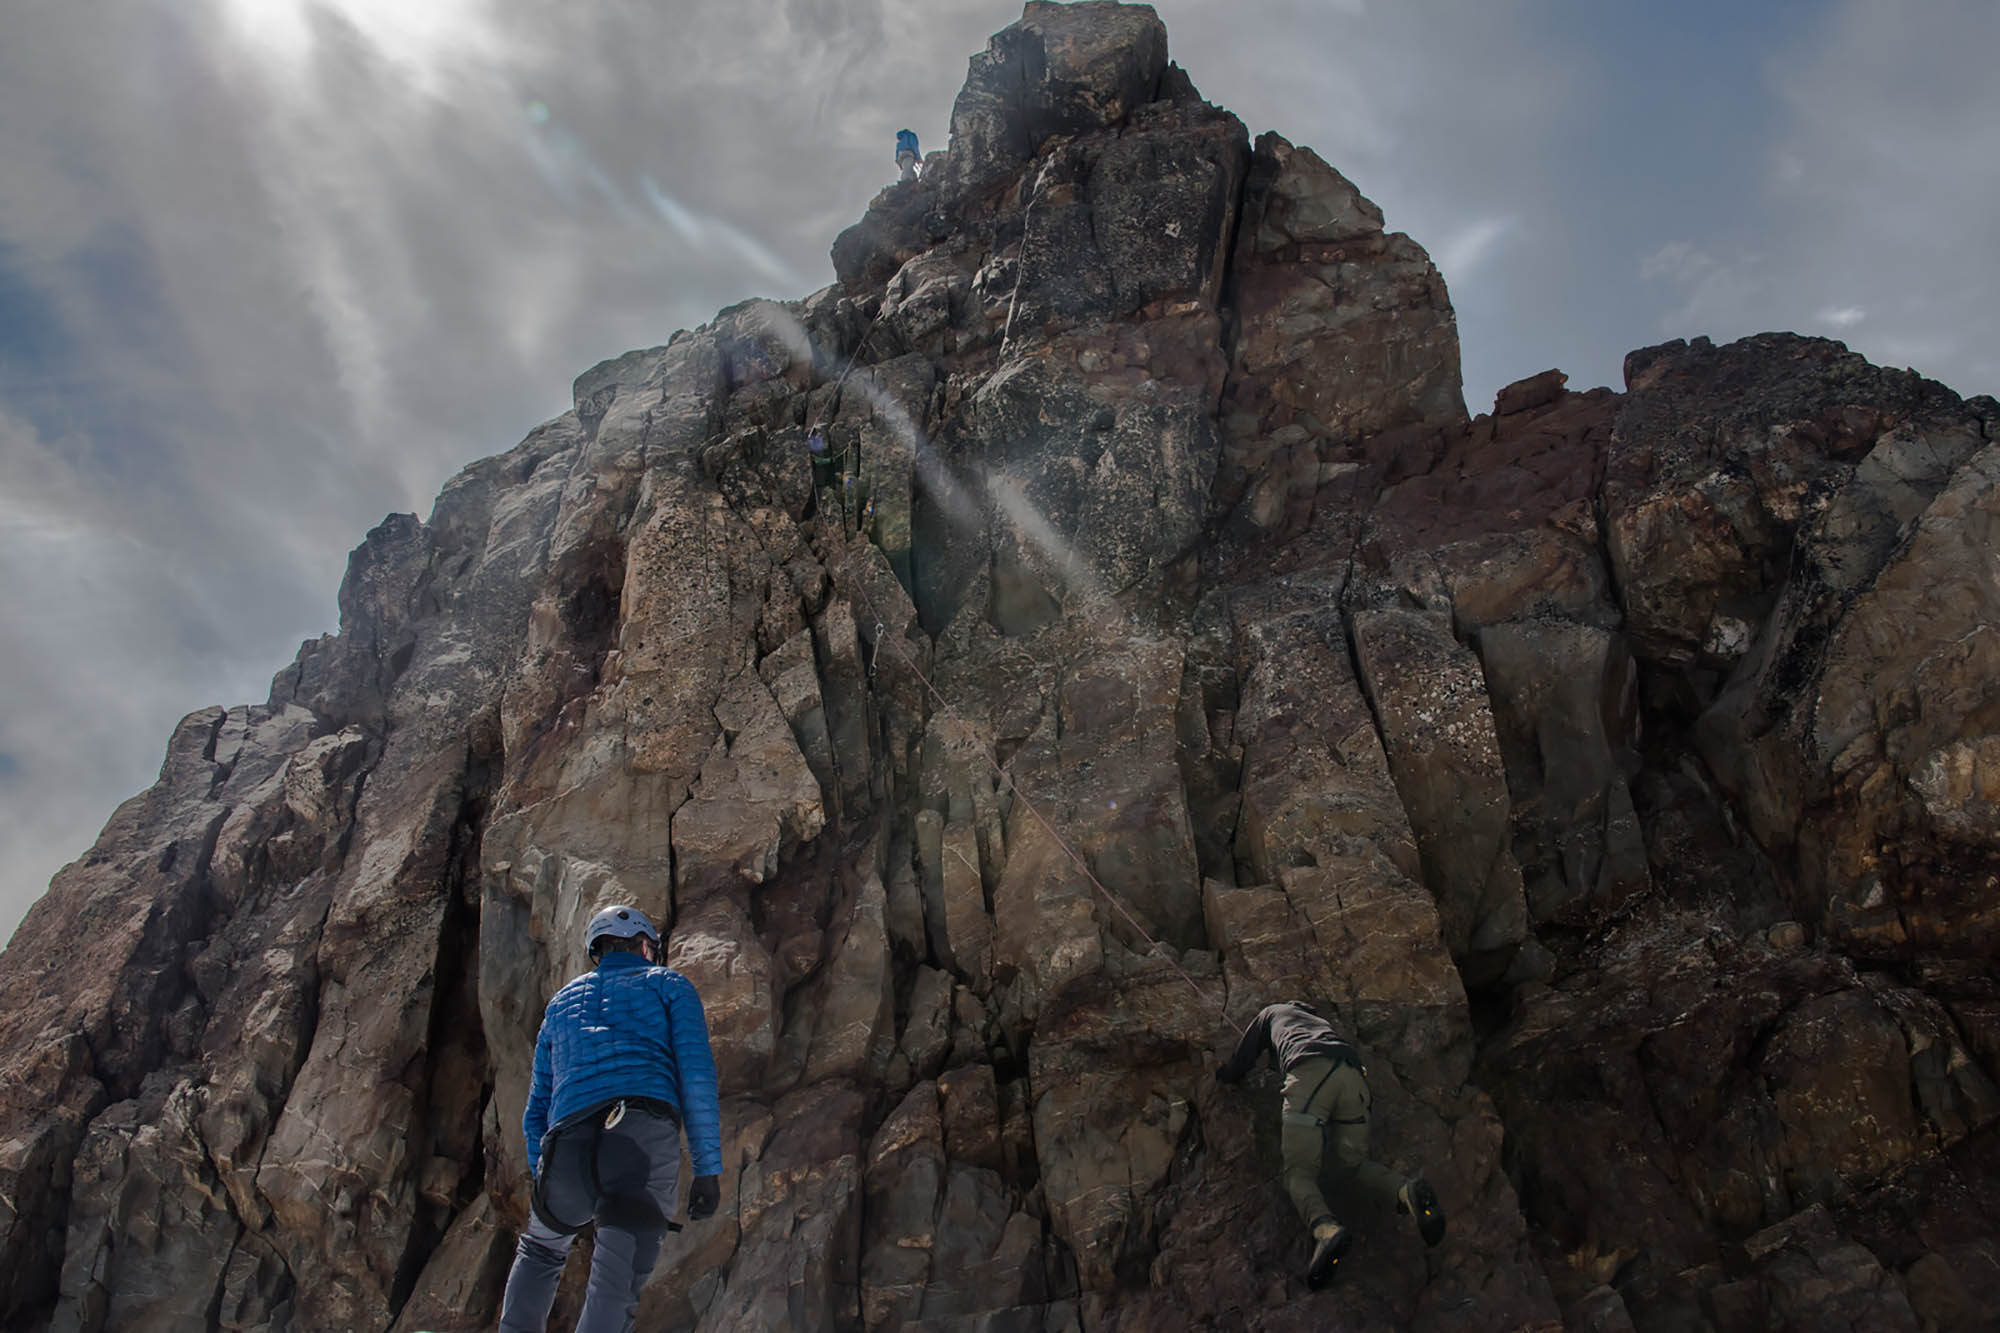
(2, 4, 1997, 1332)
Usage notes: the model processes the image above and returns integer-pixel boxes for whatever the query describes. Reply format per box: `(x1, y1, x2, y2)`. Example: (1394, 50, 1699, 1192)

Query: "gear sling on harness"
(1280, 1047, 1368, 1131)
(531, 1098, 683, 1236)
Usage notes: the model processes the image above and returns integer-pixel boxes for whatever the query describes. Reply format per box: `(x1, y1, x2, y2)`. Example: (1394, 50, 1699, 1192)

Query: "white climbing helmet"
(585, 904, 659, 958)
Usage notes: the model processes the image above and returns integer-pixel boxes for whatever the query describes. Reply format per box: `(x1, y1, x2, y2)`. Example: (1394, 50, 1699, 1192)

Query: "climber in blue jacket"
(499, 905, 724, 1333)
(896, 127, 920, 182)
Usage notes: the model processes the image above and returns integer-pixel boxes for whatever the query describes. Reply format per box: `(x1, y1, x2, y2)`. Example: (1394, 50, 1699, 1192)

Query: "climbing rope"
(808, 296, 896, 431)
(829, 538, 1243, 1036)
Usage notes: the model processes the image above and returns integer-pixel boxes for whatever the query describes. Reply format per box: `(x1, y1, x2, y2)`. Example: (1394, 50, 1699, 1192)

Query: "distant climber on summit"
(896, 127, 921, 181)
(498, 905, 724, 1333)
(1217, 1000, 1445, 1288)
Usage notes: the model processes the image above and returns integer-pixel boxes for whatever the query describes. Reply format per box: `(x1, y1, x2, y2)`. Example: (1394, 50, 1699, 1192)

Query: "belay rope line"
(806, 296, 892, 433)
(828, 540, 1244, 1037)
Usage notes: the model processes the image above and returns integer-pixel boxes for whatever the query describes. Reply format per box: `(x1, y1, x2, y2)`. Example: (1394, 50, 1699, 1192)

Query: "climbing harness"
(1280, 1050, 1367, 1130)
(532, 1097, 683, 1237)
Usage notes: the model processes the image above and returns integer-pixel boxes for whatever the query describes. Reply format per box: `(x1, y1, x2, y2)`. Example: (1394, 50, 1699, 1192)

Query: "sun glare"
(216, 0, 495, 90)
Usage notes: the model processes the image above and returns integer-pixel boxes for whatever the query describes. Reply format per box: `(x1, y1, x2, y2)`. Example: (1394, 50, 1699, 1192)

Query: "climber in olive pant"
(1217, 1000, 1445, 1287)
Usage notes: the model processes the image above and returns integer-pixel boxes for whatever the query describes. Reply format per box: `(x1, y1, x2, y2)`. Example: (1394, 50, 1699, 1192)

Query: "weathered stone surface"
(1004, 100, 1246, 344)
(1232, 591, 1421, 890)
(387, 1195, 514, 1333)
(1351, 380, 1620, 629)
(760, 627, 838, 808)
(814, 596, 877, 818)
(1724, 1204, 1923, 1331)
(701, 1082, 865, 1331)
(1605, 332, 1963, 666)
(919, 1168, 1054, 1319)
(1029, 968, 1209, 1292)
(940, 814, 995, 987)
(1478, 621, 1648, 928)
(52, 1079, 238, 1333)
(942, 0, 1170, 205)
(939, 1062, 1005, 1173)
(671, 670, 826, 899)
(5, 7, 2000, 1332)
(1216, 132, 1465, 543)
(903, 964, 957, 1082)
(1351, 607, 1530, 983)
(1786, 441, 2000, 956)
(800, 873, 898, 1086)
(666, 894, 779, 1096)
(861, 1080, 947, 1331)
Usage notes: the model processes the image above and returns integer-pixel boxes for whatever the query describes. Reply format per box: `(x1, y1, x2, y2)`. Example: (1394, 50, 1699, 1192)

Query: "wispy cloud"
(0, 407, 257, 941)
(0, 0, 996, 939)
(2, 0, 1996, 946)
(1639, 240, 1766, 337)
(1754, 0, 2000, 393)
(641, 178, 800, 286)
(1435, 216, 1516, 283)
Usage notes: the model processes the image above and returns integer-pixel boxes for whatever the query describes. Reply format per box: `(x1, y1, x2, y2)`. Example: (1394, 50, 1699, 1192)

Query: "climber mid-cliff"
(895, 127, 920, 181)
(808, 424, 836, 494)
(1218, 1000, 1446, 1287)
(499, 906, 724, 1333)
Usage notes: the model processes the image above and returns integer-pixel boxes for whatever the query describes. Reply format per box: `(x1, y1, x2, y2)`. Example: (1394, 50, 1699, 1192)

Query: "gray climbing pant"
(497, 1107, 683, 1333)
(1280, 1055, 1405, 1228)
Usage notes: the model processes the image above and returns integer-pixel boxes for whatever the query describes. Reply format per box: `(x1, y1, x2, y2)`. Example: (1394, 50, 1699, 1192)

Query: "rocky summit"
(4, 3, 1998, 1330)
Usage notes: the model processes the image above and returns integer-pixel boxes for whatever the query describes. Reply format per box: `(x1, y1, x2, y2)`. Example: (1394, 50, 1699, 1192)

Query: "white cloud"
(1816, 305, 1866, 329)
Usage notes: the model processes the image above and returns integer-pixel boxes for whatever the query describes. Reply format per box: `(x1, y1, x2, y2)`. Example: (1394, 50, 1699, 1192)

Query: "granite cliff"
(3, 4, 1997, 1330)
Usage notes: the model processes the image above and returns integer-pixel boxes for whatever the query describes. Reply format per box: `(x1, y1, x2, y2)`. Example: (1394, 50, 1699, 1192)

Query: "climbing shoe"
(1306, 1217, 1352, 1289)
(1397, 1177, 1446, 1247)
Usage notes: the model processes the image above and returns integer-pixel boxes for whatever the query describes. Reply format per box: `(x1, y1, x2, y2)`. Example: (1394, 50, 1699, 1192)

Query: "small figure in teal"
(896, 128, 920, 182)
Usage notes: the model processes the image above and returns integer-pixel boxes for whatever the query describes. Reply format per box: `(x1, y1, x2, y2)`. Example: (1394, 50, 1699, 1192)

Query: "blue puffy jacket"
(522, 952, 723, 1178)
(896, 129, 920, 159)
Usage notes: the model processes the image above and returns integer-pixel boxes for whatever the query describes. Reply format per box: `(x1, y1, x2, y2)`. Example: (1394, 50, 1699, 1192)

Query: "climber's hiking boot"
(1398, 1177, 1446, 1247)
(1306, 1217, 1352, 1289)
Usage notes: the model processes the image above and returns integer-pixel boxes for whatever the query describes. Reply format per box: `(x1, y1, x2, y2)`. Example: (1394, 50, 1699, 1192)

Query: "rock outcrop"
(2, 4, 1996, 1331)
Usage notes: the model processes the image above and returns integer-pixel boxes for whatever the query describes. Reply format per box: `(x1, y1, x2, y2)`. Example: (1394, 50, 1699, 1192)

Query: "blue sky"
(2, 0, 1996, 944)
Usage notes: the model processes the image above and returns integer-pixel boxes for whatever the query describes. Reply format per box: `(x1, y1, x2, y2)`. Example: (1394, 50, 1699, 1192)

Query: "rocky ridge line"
(1, 4, 1997, 1332)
